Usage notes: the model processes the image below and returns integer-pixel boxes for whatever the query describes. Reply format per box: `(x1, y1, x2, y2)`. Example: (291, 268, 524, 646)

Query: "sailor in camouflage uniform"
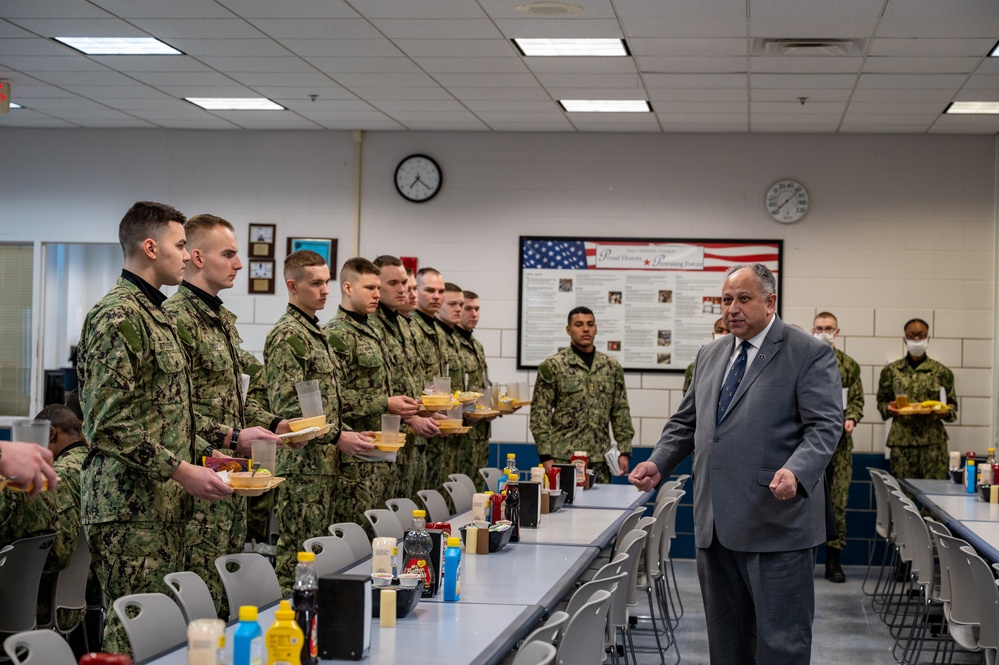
(811, 312, 864, 583)
(241, 349, 279, 545)
(264, 250, 374, 593)
(877, 318, 958, 481)
(370, 256, 441, 502)
(325, 257, 419, 528)
(434, 283, 470, 493)
(531, 307, 633, 484)
(409, 268, 451, 490)
(0, 405, 88, 631)
(164, 214, 284, 617)
(78, 202, 232, 654)
(682, 318, 729, 395)
(456, 290, 496, 489)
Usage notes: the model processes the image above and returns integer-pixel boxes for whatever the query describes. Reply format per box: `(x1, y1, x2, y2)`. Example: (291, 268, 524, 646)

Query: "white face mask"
(712, 333, 727, 341)
(905, 338, 929, 357)
(813, 332, 835, 345)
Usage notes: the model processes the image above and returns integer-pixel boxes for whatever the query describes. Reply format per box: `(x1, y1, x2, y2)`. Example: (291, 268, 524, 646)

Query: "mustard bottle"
(266, 599, 304, 665)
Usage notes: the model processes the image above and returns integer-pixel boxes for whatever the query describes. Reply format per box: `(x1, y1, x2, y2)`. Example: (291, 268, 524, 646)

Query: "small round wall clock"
(394, 154, 442, 203)
(765, 179, 809, 223)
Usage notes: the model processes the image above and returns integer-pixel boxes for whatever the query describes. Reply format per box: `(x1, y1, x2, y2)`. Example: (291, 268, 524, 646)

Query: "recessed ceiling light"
(186, 97, 285, 111)
(10, 102, 22, 109)
(54, 37, 181, 55)
(990, 40, 999, 57)
(945, 101, 999, 114)
(514, 38, 628, 57)
(515, 2, 582, 15)
(560, 100, 651, 113)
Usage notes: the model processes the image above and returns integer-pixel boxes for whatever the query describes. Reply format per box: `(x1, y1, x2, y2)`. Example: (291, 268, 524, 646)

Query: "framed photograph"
(248, 223, 276, 259)
(248, 259, 275, 294)
(287, 237, 337, 267)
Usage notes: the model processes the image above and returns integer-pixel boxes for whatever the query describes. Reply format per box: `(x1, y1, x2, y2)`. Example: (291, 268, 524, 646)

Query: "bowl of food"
(398, 573, 421, 588)
(228, 471, 271, 490)
(289, 415, 325, 432)
(420, 395, 454, 408)
(437, 419, 464, 429)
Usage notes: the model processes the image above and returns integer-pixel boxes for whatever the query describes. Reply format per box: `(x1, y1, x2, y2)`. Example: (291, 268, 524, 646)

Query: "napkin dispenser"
(317, 574, 371, 660)
(519, 481, 542, 528)
(554, 464, 576, 504)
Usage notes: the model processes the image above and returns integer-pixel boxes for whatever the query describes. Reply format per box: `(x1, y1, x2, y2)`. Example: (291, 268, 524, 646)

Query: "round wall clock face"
(765, 179, 809, 223)
(394, 154, 442, 203)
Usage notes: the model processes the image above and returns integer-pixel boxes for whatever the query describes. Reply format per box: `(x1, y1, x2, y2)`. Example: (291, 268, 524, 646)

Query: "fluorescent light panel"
(945, 101, 999, 114)
(560, 99, 651, 113)
(991, 39, 999, 57)
(54, 37, 181, 55)
(10, 103, 21, 109)
(514, 38, 628, 57)
(186, 97, 285, 111)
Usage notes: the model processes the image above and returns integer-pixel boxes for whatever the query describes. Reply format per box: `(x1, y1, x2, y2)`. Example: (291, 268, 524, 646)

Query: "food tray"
(231, 476, 285, 497)
(465, 409, 500, 420)
(454, 392, 483, 404)
(510, 399, 532, 408)
(897, 405, 948, 416)
(278, 424, 332, 444)
(439, 426, 471, 436)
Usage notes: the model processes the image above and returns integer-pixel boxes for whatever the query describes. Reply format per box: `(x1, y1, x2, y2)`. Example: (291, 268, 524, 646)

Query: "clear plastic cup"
(250, 438, 277, 473)
(433, 376, 451, 396)
(12, 419, 50, 448)
(381, 414, 401, 445)
(295, 379, 324, 418)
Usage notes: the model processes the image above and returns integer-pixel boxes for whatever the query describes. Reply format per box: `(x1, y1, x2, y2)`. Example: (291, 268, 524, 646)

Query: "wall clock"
(765, 179, 809, 223)
(394, 154, 442, 203)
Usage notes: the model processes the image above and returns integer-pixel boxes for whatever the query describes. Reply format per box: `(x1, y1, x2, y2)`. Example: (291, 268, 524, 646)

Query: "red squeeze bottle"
(490, 492, 505, 523)
(546, 467, 560, 492)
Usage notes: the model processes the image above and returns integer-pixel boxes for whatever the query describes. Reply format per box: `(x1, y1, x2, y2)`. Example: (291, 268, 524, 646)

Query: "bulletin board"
(518, 236, 783, 372)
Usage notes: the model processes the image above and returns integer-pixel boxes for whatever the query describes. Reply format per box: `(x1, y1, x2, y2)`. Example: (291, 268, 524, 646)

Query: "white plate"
(278, 426, 321, 443)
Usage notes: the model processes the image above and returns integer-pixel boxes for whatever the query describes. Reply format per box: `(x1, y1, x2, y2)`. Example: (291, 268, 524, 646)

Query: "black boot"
(825, 547, 846, 583)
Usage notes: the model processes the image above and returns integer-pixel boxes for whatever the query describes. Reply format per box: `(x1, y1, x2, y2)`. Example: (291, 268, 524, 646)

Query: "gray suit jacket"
(649, 315, 842, 552)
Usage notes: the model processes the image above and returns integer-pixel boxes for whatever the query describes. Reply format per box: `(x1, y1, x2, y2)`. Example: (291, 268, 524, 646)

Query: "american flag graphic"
(523, 238, 779, 273)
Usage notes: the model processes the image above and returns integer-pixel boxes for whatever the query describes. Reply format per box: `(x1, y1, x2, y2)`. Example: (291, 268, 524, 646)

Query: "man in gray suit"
(630, 263, 842, 664)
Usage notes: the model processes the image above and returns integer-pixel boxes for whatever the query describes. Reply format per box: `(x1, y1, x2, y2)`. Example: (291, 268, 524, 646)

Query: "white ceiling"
(2, 0, 998, 133)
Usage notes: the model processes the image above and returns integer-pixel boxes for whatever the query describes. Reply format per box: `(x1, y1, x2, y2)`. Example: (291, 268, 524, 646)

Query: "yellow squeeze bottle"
(266, 599, 304, 665)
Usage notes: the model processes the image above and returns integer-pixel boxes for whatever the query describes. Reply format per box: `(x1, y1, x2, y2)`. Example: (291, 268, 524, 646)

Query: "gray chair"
(934, 533, 979, 658)
(112, 593, 188, 663)
(448, 472, 478, 497)
(364, 509, 405, 540)
(386, 498, 421, 532)
(442, 481, 473, 514)
(0, 533, 56, 634)
(214, 553, 283, 621)
(37, 527, 90, 638)
(521, 610, 569, 648)
(2, 629, 76, 665)
(557, 589, 613, 665)
(164, 571, 218, 623)
(303, 536, 356, 576)
(479, 467, 504, 493)
(417, 489, 451, 522)
(329, 522, 372, 560)
(513, 640, 557, 665)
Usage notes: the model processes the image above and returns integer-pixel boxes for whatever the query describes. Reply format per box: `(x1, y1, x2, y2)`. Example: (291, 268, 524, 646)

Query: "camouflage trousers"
(464, 426, 490, 492)
(436, 434, 468, 507)
(825, 436, 853, 550)
(184, 495, 246, 620)
(245, 491, 276, 546)
(397, 443, 428, 503)
(333, 460, 394, 539)
(275, 475, 334, 595)
(890, 442, 949, 482)
(86, 521, 184, 656)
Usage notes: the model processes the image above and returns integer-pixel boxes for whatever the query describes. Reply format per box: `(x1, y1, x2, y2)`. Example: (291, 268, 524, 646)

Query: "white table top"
(902, 478, 970, 497)
(565, 483, 653, 510)
(139, 601, 544, 665)
(920, 494, 999, 523)
(347, 543, 599, 610)
(515, 506, 629, 548)
(947, 521, 999, 563)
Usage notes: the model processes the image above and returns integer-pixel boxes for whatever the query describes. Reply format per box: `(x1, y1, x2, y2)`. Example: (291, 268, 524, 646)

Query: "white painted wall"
(2, 129, 995, 455)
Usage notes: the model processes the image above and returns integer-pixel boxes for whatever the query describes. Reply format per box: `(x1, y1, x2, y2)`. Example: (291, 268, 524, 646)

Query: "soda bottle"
(404, 509, 435, 597)
(233, 606, 263, 665)
(266, 600, 303, 665)
(292, 551, 319, 665)
(505, 472, 521, 542)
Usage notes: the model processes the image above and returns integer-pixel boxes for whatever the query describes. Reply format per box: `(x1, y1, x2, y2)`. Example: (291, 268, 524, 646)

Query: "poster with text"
(518, 237, 782, 371)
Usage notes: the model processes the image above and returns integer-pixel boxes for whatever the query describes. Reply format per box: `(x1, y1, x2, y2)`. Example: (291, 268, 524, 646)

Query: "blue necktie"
(717, 340, 752, 424)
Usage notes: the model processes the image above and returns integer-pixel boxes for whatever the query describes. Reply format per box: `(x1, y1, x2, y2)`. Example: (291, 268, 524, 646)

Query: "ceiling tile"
(394, 39, 516, 58)
(878, 0, 999, 38)
(862, 56, 982, 74)
(354, 0, 487, 19)
(243, 19, 380, 39)
(7, 17, 162, 37)
(167, 38, 295, 57)
(492, 18, 625, 39)
(750, 56, 863, 74)
(303, 57, 425, 75)
(90, 0, 238, 19)
(276, 39, 403, 58)
(215, 0, 361, 20)
(127, 18, 269, 39)
(526, 57, 639, 75)
(869, 37, 996, 57)
(856, 73, 971, 89)
(632, 39, 746, 57)
(446, 87, 550, 101)
(370, 19, 504, 40)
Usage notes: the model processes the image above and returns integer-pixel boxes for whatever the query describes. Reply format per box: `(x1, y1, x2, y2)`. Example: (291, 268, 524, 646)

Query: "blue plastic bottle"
(233, 605, 263, 665)
(443, 536, 462, 601)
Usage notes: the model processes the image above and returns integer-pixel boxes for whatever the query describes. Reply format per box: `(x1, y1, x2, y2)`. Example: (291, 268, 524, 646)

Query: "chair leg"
(667, 557, 684, 620)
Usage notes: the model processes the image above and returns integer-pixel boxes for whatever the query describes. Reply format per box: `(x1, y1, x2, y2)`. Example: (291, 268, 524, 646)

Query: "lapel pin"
(758, 354, 765, 361)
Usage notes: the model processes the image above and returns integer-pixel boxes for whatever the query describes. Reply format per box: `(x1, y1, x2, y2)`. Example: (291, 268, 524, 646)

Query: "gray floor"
(628, 560, 900, 665)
